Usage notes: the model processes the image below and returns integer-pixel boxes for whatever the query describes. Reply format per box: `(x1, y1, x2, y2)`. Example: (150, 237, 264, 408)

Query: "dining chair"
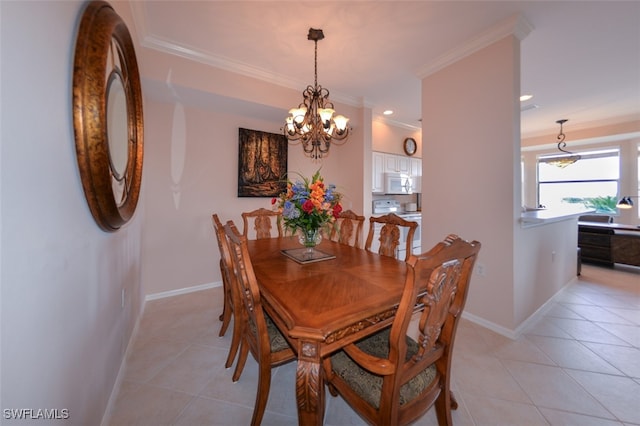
(241, 208, 283, 240)
(330, 209, 366, 248)
(365, 213, 418, 261)
(223, 220, 296, 426)
(211, 214, 241, 369)
(323, 234, 481, 426)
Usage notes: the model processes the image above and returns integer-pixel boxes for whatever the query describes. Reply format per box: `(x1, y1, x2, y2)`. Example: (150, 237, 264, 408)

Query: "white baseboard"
(462, 275, 578, 340)
(145, 281, 222, 301)
(100, 300, 145, 426)
(462, 311, 519, 339)
(512, 275, 578, 337)
(101, 280, 223, 425)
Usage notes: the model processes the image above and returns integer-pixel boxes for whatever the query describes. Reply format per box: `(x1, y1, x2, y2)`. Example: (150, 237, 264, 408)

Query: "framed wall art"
(237, 128, 288, 197)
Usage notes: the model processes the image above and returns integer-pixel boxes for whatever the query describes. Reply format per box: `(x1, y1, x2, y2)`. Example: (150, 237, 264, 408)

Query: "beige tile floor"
(107, 264, 640, 425)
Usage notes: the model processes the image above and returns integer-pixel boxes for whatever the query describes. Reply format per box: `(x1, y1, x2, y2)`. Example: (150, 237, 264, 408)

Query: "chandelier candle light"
(284, 28, 350, 160)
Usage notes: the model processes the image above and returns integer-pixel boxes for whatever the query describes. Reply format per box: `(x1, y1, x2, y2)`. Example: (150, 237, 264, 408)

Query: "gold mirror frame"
(73, 0, 143, 232)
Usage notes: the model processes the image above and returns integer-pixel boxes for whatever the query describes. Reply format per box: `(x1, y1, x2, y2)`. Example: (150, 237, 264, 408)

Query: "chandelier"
(284, 28, 350, 160)
(546, 119, 581, 168)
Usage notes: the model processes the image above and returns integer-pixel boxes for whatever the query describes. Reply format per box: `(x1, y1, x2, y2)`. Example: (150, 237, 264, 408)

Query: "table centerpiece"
(271, 169, 342, 250)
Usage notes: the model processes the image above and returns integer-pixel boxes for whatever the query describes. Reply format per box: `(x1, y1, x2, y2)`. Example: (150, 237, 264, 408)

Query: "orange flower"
(271, 169, 342, 234)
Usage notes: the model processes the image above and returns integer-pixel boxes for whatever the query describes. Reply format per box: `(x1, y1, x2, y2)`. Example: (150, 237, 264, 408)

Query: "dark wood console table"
(578, 222, 640, 267)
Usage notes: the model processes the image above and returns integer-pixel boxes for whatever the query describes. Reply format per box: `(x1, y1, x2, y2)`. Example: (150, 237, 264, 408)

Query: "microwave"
(384, 173, 413, 194)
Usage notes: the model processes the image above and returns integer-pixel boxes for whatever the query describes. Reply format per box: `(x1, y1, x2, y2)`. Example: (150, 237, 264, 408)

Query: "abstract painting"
(237, 128, 288, 197)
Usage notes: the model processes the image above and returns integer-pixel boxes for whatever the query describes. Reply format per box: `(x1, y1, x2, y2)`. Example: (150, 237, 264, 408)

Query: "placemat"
(281, 248, 336, 264)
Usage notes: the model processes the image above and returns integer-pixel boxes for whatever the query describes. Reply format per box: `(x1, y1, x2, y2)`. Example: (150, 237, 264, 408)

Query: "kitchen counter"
(520, 206, 595, 228)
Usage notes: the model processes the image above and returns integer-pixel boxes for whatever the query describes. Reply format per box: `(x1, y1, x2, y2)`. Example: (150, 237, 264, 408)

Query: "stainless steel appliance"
(371, 200, 422, 259)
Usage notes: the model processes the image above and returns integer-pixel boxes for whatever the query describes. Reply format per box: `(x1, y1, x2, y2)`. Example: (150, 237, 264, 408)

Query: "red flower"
(332, 203, 343, 218)
(302, 200, 315, 213)
(271, 197, 277, 205)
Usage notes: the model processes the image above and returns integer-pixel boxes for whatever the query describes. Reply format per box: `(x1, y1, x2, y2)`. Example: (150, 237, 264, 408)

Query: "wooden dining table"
(246, 236, 409, 426)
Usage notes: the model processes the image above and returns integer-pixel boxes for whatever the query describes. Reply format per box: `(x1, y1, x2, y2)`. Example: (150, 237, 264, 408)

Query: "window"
(537, 148, 620, 213)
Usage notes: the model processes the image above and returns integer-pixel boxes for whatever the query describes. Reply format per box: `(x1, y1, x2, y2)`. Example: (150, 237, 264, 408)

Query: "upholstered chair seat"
(323, 234, 481, 425)
(252, 313, 290, 353)
(330, 328, 437, 409)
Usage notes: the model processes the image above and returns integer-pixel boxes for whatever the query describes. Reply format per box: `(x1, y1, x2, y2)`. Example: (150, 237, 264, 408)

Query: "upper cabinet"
(410, 157, 422, 193)
(372, 151, 385, 193)
(372, 151, 421, 194)
(384, 155, 411, 174)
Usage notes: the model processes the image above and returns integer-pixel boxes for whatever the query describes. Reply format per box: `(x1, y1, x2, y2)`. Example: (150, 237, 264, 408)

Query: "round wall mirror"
(106, 71, 129, 205)
(73, 0, 144, 232)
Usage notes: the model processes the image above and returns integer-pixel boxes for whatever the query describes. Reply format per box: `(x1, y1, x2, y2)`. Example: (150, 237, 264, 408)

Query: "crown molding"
(521, 131, 640, 152)
(128, 3, 363, 109)
(374, 115, 421, 131)
(143, 35, 366, 109)
(417, 14, 533, 79)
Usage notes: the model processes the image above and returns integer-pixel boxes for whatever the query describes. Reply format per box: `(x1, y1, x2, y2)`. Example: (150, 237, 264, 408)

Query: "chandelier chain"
(314, 38, 318, 89)
(556, 119, 569, 153)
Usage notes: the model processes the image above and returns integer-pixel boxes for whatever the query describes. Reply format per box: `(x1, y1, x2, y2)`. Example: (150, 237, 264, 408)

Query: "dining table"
(246, 236, 409, 426)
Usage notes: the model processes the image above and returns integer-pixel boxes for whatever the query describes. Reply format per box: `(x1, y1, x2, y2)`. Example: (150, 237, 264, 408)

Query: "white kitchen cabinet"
(384, 154, 411, 174)
(372, 151, 422, 194)
(410, 158, 422, 177)
(372, 152, 385, 193)
(410, 157, 422, 193)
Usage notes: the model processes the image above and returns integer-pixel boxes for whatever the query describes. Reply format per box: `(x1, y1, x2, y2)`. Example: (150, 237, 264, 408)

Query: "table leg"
(296, 341, 324, 426)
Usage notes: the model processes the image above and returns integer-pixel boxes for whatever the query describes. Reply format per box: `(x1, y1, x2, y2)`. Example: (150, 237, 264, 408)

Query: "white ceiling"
(131, 1, 640, 138)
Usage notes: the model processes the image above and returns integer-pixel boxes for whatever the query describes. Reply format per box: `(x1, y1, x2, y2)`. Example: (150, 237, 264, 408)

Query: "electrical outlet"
(475, 262, 486, 277)
(121, 288, 125, 309)
(551, 251, 556, 263)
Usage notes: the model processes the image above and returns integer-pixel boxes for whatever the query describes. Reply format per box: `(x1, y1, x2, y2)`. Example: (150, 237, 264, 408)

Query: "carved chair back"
(324, 234, 481, 425)
(241, 208, 283, 240)
(365, 213, 418, 261)
(211, 214, 242, 368)
(330, 209, 366, 248)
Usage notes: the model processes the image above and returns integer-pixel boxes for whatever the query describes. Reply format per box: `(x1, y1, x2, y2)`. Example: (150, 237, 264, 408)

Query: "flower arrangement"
(271, 170, 343, 238)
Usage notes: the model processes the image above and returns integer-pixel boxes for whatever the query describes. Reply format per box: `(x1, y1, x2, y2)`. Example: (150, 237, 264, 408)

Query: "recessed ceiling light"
(520, 94, 533, 102)
(383, 110, 393, 115)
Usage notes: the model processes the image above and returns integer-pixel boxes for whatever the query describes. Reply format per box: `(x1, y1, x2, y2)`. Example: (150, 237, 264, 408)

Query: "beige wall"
(421, 31, 638, 335)
(372, 120, 422, 157)
(514, 220, 579, 328)
(139, 47, 368, 296)
(1, 1, 143, 423)
(422, 35, 521, 330)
